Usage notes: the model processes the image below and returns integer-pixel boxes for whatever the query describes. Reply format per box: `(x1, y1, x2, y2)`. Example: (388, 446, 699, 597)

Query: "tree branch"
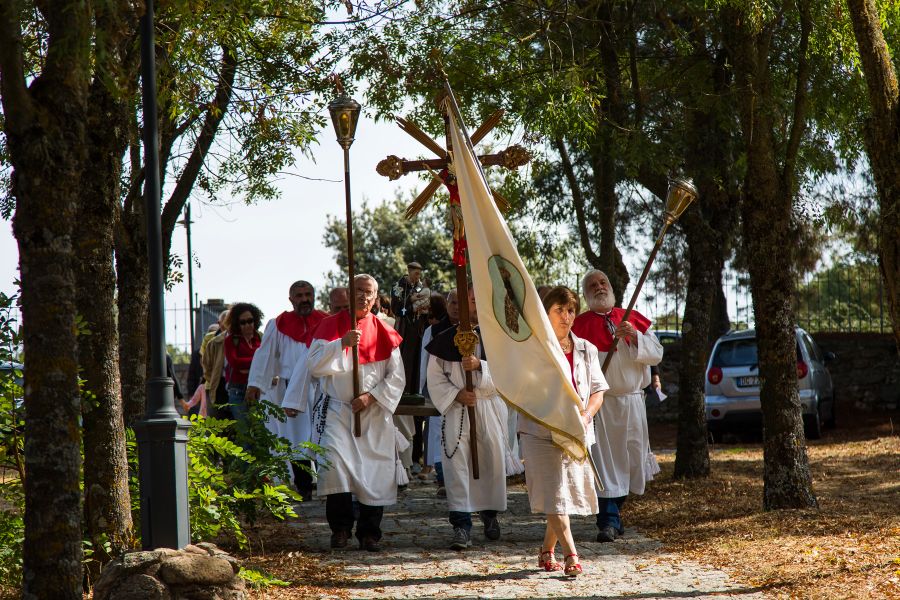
(160, 44, 238, 247)
(781, 0, 811, 193)
(554, 137, 602, 267)
(0, 0, 34, 133)
(846, 0, 900, 121)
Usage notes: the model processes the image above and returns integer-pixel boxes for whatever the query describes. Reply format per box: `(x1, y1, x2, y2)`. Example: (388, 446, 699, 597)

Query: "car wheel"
(804, 411, 822, 440)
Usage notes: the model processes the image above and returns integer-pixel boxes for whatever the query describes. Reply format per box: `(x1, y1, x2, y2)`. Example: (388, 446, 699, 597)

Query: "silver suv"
(704, 328, 835, 440)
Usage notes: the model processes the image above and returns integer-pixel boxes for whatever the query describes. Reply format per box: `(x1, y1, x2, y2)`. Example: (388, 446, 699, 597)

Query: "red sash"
(572, 308, 651, 352)
(275, 310, 328, 346)
(312, 310, 402, 365)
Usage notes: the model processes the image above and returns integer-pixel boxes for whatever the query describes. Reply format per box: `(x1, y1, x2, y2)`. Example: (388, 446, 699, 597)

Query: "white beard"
(589, 294, 614, 313)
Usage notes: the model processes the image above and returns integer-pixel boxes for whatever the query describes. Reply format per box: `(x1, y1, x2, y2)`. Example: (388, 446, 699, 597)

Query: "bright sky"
(0, 113, 429, 351)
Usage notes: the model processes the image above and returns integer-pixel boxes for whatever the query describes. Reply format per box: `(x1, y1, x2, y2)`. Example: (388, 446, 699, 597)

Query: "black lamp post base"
(134, 413, 191, 550)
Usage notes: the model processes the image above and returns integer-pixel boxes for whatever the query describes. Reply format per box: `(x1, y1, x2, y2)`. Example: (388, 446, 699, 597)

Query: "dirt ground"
(234, 410, 900, 599)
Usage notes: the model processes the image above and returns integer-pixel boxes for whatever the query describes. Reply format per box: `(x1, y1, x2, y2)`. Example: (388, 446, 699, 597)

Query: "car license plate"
(737, 376, 760, 387)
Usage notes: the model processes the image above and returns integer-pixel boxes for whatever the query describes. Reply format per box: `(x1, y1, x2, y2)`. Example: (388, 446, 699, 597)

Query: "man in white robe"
(305, 274, 405, 552)
(426, 286, 507, 551)
(246, 280, 327, 499)
(572, 269, 663, 543)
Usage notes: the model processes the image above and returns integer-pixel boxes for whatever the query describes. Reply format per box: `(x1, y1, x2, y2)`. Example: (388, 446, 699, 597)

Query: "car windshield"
(712, 339, 759, 367)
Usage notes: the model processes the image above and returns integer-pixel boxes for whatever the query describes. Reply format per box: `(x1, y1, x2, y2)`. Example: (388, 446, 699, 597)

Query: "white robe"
(308, 338, 405, 506)
(427, 355, 507, 513)
(590, 329, 664, 498)
(418, 326, 442, 467)
(247, 319, 313, 446)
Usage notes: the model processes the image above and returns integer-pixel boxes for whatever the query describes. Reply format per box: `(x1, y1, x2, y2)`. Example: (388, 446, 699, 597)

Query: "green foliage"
(166, 344, 191, 366)
(127, 399, 322, 550)
(322, 195, 456, 296)
(795, 260, 886, 332)
(0, 291, 23, 587)
(239, 566, 290, 588)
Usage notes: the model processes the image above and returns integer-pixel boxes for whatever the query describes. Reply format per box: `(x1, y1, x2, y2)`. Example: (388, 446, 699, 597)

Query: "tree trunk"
(77, 80, 135, 568)
(846, 0, 900, 356)
(2, 3, 92, 596)
(117, 203, 150, 427)
(673, 42, 739, 479)
(725, 5, 818, 510)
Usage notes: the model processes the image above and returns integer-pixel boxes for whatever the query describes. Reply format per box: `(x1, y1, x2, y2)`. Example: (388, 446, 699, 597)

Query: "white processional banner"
(445, 104, 588, 462)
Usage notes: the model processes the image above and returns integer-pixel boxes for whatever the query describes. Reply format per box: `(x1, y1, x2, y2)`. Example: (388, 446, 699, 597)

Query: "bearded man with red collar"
(306, 274, 405, 552)
(246, 280, 328, 499)
(571, 269, 663, 544)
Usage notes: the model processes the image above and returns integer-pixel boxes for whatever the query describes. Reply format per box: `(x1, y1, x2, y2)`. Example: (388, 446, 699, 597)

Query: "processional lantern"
(328, 84, 364, 437)
(600, 177, 698, 372)
(328, 94, 361, 150)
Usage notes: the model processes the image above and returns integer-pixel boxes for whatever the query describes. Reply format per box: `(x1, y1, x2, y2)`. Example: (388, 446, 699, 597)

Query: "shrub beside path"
(286, 476, 769, 599)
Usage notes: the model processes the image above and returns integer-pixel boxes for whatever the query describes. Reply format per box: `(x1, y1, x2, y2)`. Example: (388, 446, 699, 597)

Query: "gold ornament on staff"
(601, 178, 698, 373)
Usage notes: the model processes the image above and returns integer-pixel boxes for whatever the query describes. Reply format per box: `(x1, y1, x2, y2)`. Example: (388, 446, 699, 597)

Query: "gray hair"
(289, 280, 314, 294)
(354, 273, 379, 293)
(581, 269, 609, 296)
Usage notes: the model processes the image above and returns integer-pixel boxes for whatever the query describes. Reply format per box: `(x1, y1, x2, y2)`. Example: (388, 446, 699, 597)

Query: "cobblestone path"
(288, 477, 769, 599)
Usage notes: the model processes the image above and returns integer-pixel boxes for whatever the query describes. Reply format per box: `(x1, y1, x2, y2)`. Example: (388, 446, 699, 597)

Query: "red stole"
(572, 308, 651, 352)
(275, 310, 328, 346)
(312, 310, 402, 365)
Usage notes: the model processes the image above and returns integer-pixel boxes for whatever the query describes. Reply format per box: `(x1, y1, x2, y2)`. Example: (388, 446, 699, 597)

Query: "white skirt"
(521, 433, 598, 516)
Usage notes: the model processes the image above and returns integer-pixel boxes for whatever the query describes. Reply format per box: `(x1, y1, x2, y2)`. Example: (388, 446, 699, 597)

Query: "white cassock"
(308, 338, 405, 506)
(248, 318, 313, 444)
(418, 325, 442, 467)
(427, 355, 507, 513)
(591, 329, 663, 498)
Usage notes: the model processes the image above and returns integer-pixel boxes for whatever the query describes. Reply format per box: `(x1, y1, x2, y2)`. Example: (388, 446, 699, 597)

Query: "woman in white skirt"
(519, 286, 608, 576)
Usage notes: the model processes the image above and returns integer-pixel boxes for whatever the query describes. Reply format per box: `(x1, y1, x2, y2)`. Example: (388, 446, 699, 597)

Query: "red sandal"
(564, 553, 583, 576)
(538, 549, 562, 572)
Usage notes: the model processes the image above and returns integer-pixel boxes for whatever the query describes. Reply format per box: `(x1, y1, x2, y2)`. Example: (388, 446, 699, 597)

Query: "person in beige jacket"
(201, 317, 228, 418)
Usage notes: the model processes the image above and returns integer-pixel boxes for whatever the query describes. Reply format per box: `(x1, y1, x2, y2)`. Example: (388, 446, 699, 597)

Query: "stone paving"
(287, 476, 770, 600)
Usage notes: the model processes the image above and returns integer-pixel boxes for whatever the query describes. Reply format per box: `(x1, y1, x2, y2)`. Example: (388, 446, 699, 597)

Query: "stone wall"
(646, 333, 900, 423)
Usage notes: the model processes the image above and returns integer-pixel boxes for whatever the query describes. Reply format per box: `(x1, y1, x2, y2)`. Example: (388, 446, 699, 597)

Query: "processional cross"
(376, 93, 532, 479)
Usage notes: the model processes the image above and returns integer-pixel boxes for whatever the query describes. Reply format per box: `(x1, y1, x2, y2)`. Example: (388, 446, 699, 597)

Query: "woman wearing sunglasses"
(223, 302, 263, 441)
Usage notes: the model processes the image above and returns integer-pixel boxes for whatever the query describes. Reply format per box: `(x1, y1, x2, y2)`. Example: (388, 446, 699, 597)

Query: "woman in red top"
(223, 302, 263, 440)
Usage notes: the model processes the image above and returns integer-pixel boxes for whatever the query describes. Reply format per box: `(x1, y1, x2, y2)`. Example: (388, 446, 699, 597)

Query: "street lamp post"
(327, 92, 362, 437)
(134, 0, 191, 550)
(179, 203, 196, 354)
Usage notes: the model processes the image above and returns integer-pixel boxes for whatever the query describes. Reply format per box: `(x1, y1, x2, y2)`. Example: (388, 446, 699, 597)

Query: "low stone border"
(93, 542, 246, 600)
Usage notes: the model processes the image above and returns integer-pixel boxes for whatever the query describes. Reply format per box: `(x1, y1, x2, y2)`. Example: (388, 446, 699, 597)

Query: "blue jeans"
(435, 461, 444, 485)
(596, 496, 627, 533)
(225, 383, 250, 441)
(449, 510, 497, 534)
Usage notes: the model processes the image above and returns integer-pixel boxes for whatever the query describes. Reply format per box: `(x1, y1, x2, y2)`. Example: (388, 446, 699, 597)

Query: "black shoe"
(483, 516, 501, 541)
(359, 536, 381, 552)
(449, 527, 471, 551)
(330, 530, 349, 549)
(596, 525, 618, 543)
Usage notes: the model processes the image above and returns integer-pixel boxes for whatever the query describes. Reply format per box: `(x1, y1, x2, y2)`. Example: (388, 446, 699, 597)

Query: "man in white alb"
(306, 274, 405, 552)
(426, 286, 508, 551)
(572, 269, 663, 543)
(245, 280, 327, 499)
